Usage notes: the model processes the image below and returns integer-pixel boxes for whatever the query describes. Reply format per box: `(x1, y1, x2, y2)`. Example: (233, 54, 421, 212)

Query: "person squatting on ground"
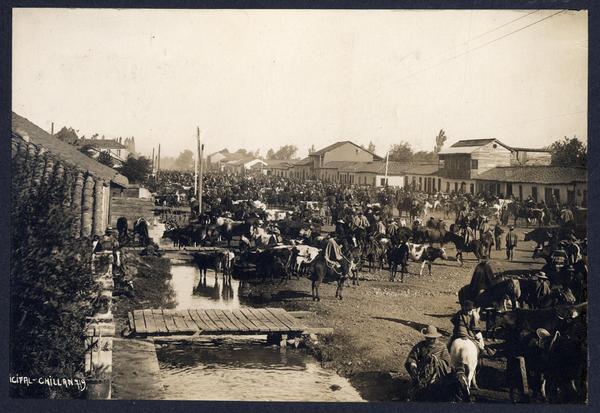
(405, 325, 452, 400)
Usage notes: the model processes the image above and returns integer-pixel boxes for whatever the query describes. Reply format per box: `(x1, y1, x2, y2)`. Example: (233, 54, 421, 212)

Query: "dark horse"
(444, 227, 483, 264)
(310, 250, 352, 301)
(134, 217, 150, 247)
(116, 216, 130, 244)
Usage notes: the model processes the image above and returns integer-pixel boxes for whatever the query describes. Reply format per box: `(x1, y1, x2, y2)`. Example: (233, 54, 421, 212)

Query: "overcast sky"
(12, 8, 587, 159)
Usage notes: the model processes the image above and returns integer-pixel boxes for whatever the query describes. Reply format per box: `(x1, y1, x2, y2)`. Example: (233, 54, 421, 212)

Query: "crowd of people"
(148, 170, 586, 402)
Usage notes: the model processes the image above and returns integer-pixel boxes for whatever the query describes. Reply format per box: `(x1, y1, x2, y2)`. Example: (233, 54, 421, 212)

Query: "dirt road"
(245, 221, 545, 401)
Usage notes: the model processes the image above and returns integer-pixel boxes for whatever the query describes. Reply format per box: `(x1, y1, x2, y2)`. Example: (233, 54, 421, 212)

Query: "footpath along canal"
(112, 223, 363, 401)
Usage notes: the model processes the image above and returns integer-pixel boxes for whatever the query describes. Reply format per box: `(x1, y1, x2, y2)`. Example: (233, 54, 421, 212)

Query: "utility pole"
(384, 151, 389, 187)
(197, 127, 204, 215)
(157, 144, 161, 182)
(151, 147, 155, 173)
(51, 122, 54, 136)
(194, 142, 198, 195)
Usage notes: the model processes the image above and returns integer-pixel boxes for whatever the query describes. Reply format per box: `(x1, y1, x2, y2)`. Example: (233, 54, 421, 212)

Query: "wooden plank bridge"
(127, 308, 310, 337)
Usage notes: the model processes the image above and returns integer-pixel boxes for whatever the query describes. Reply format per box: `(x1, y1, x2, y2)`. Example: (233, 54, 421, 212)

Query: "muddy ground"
(242, 221, 546, 402)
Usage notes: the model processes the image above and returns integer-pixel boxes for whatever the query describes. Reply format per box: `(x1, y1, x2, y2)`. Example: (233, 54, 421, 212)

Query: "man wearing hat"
(493, 222, 504, 251)
(449, 301, 486, 353)
(405, 325, 451, 399)
(505, 225, 518, 260)
(531, 272, 551, 308)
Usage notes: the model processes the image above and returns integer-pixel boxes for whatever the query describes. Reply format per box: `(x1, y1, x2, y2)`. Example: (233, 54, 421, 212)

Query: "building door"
(470, 183, 474, 194)
(531, 186, 538, 202)
(518, 185, 523, 200)
(454, 182, 458, 192)
(567, 190, 575, 205)
(438, 178, 441, 192)
(507, 183, 513, 197)
(553, 188, 560, 203)
(545, 187, 553, 204)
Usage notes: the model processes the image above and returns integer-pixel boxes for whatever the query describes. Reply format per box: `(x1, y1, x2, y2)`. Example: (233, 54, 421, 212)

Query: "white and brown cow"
(407, 242, 448, 276)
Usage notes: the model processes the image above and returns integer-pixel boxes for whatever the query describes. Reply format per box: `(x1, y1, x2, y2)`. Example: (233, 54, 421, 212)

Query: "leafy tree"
(413, 150, 437, 163)
(97, 151, 114, 167)
(266, 149, 275, 159)
(388, 141, 414, 162)
(368, 141, 376, 154)
(120, 154, 152, 183)
(11, 160, 97, 398)
(54, 126, 79, 144)
(267, 145, 298, 160)
(174, 149, 194, 171)
(549, 136, 587, 167)
(434, 129, 447, 153)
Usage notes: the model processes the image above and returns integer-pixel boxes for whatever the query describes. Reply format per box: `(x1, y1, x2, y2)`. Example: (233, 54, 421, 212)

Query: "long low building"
(12, 112, 130, 237)
(475, 165, 587, 205)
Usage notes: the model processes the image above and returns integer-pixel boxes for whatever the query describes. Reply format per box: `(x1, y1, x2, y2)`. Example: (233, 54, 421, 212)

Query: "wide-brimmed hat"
(536, 272, 548, 280)
(508, 225, 514, 230)
(337, 219, 345, 224)
(462, 300, 475, 311)
(421, 325, 442, 338)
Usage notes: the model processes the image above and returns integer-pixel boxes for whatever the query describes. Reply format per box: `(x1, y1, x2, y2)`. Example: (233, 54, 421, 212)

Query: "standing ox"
(406, 242, 448, 276)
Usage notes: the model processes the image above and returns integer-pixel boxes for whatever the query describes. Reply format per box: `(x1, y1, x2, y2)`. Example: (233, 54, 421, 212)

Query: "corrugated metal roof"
(12, 112, 129, 187)
(451, 139, 497, 147)
(476, 166, 587, 184)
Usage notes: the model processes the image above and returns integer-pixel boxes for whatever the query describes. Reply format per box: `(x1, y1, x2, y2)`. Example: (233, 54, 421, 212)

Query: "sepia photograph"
(9, 7, 588, 403)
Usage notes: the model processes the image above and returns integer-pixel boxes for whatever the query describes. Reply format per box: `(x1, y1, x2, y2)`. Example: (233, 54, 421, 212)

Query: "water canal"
(147, 222, 363, 401)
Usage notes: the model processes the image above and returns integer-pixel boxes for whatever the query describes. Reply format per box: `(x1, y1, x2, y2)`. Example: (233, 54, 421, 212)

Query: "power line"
(368, 9, 566, 90)
(469, 10, 539, 42)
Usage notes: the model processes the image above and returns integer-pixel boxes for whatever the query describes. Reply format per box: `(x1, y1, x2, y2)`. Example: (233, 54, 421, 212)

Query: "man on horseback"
(405, 325, 452, 400)
(449, 301, 486, 353)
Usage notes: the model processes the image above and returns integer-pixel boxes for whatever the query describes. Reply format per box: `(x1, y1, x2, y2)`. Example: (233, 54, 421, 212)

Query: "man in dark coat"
(449, 300, 485, 352)
(505, 225, 518, 260)
(494, 223, 503, 250)
(398, 238, 410, 282)
(405, 325, 452, 400)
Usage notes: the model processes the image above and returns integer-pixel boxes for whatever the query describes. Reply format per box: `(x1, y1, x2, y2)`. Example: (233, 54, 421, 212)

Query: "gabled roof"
(476, 166, 587, 184)
(451, 138, 499, 147)
(311, 140, 383, 160)
(12, 112, 129, 187)
(79, 139, 126, 149)
(438, 138, 513, 155)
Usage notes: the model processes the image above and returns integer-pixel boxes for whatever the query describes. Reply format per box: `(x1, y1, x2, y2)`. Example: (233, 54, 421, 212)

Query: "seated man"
(405, 325, 452, 400)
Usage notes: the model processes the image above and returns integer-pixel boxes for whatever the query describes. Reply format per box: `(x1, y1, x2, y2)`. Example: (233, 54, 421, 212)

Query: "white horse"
(450, 338, 479, 400)
(423, 201, 434, 216)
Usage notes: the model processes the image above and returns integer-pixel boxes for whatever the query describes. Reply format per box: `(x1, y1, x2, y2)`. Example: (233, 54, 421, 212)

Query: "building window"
(381, 178, 387, 186)
(471, 159, 478, 169)
(532, 186, 538, 201)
